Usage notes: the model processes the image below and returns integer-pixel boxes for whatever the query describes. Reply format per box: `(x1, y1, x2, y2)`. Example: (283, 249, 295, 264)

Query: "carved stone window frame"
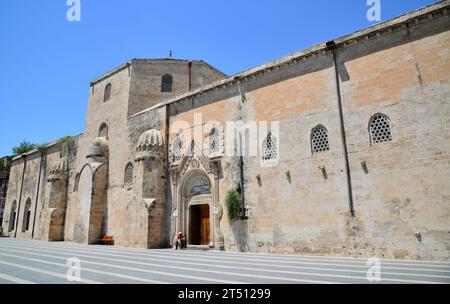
(204, 124, 224, 159)
(170, 136, 184, 164)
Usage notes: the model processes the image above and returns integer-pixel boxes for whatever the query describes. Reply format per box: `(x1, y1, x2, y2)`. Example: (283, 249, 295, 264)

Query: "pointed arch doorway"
(179, 169, 213, 247)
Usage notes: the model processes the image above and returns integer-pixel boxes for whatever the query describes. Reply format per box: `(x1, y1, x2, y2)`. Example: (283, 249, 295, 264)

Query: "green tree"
(12, 140, 37, 156)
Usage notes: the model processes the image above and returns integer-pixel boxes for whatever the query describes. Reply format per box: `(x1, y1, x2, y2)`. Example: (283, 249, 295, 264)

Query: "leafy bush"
(225, 188, 241, 221)
(12, 140, 37, 156)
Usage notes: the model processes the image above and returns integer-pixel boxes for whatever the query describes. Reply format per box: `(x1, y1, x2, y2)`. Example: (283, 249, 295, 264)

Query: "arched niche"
(8, 200, 17, 232)
(73, 163, 107, 244)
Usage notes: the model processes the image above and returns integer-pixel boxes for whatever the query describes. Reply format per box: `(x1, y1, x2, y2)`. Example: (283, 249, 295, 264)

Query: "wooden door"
(200, 205, 210, 245)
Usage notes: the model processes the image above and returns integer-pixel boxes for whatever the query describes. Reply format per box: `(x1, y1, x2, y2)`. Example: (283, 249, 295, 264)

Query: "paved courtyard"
(0, 238, 448, 284)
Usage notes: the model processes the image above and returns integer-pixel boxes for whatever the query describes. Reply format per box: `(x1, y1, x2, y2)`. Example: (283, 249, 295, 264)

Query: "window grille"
(311, 125, 330, 154)
(161, 74, 173, 92)
(125, 163, 133, 184)
(173, 138, 183, 161)
(209, 128, 220, 154)
(262, 133, 278, 161)
(370, 114, 392, 144)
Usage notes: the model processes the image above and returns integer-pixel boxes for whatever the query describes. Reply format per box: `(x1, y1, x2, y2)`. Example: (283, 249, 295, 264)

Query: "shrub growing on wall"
(12, 140, 37, 156)
(225, 188, 241, 221)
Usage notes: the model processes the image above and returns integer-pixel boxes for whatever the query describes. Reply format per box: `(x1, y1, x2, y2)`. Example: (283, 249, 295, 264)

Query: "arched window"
(311, 125, 330, 154)
(161, 74, 173, 92)
(8, 201, 17, 232)
(104, 83, 112, 102)
(173, 137, 183, 161)
(262, 133, 278, 161)
(370, 113, 392, 144)
(209, 128, 220, 155)
(99, 123, 108, 138)
(124, 163, 134, 184)
(22, 198, 32, 232)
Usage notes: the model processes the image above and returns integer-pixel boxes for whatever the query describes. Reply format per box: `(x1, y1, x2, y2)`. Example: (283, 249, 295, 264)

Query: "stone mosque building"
(2, 1, 449, 260)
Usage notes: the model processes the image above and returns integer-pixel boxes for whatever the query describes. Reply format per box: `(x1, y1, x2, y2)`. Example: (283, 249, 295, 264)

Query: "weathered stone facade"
(1, 2, 449, 260)
(0, 156, 11, 232)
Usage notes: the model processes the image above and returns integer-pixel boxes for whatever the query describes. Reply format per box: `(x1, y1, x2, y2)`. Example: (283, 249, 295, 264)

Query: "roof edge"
(11, 133, 82, 161)
(130, 0, 449, 115)
(90, 58, 227, 86)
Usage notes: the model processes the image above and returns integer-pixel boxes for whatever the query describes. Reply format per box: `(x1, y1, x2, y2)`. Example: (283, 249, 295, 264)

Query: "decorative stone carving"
(214, 201, 225, 249)
(135, 129, 164, 161)
(169, 168, 178, 186)
(177, 141, 213, 181)
(191, 159, 200, 169)
(169, 133, 186, 165)
(143, 198, 156, 213)
(204, 123, 225, 159)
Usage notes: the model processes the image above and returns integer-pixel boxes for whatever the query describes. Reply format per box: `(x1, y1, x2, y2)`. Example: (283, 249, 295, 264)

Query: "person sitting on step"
(175, 232, 186, 250)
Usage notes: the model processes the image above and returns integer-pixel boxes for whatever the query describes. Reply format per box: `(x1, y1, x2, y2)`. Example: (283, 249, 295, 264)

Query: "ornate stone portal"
(170, 142, 224, 250)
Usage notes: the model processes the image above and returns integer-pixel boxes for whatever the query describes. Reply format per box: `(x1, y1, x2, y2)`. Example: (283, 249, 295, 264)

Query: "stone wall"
(124, 108, 168, 247)
(2, 0, 448, 261)
(165, 7, 450, 260)
(128, 59, 226, 117)
(65, 64, 133, 243)
(338, 11, 450, 260)
(1, 142, 72, 239)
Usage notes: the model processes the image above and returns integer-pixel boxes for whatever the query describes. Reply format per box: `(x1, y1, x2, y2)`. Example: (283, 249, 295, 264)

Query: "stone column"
(170, 169, 179, 247)
(212, 161, 224, 250)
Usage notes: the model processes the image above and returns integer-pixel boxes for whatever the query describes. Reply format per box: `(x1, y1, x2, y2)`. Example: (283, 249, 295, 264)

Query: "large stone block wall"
(1, 158, 23, 233)
(66, 65, 133, 242)
(66, 59, 224, 246)
(113, 107, 166, 247)
(14, 154, 41, 239)
(2, 146, 64, 239)
(2, 1, 448, 261)
(239, 54, 352, 255)
(167, 53, 352, 255)
(37, 139, 77, 242)
(337, 13, 450, 260)
(2, 159, 25, 234)
(166, 11, 450, 260)
(128, 60, 226, 117)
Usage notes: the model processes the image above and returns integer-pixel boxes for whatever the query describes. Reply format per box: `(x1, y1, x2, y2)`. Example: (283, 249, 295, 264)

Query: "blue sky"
(0, 0, 438, 156)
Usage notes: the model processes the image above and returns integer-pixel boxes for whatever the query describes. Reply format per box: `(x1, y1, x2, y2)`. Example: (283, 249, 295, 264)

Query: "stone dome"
(137, 129, 163, 148)
(87, 137, 109, 161)
(135, 129, 164, 160)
